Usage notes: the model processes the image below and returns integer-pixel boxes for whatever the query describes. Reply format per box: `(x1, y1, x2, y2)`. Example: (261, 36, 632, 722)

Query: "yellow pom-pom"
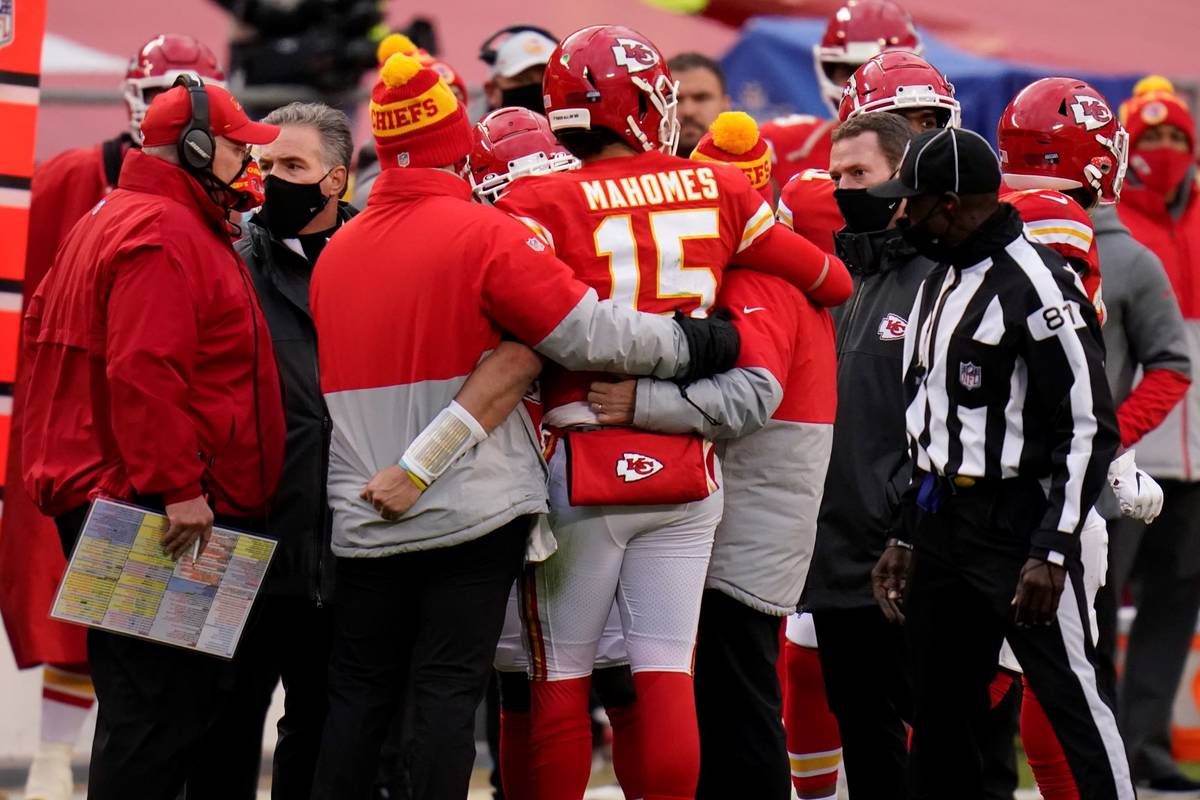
(1134, 75, 1175, 98)
(377, 33, 419, 65)
(709, 111, 760, 156)
(380, 53, 423, 89)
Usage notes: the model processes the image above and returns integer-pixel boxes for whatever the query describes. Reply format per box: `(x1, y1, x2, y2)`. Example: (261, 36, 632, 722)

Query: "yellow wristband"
(405, 469, 428, 492)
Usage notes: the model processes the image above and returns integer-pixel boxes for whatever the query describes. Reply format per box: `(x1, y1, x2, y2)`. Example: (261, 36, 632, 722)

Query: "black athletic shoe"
(1139, 773, 1200, 796)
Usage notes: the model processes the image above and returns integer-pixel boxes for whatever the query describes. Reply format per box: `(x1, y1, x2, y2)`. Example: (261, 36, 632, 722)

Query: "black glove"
(673, 309, 740, 384)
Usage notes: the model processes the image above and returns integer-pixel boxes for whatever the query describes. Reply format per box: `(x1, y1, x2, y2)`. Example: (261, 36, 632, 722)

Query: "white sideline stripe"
(0, 84, 39, 105)
(0, 187, 30, 209)
(0, 291, 21, 313)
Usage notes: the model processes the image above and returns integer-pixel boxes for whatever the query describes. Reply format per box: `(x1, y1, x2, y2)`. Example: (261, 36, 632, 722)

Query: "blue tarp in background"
(721, 16, 1140, 148)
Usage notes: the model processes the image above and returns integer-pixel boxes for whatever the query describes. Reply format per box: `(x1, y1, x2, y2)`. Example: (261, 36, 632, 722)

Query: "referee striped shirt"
(901, 205, 1119, 558)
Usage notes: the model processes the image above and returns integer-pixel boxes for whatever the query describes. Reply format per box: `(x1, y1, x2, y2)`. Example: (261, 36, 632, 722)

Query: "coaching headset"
(174, 73, 215, 173)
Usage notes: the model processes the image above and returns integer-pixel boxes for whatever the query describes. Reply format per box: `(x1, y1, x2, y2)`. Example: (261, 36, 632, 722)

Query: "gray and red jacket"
(1106, 183, 1196, 478)
(311, 168, 694, 558)
(632, 269, 837, 615)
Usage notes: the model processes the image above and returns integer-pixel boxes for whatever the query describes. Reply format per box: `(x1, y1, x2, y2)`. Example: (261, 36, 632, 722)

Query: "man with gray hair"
(209, 100, 357, 800)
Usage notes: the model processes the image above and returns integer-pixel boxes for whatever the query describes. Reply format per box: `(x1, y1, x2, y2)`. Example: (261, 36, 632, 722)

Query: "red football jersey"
(1001, 188, 1104, 325)
(777, 169, 842, 256)
(499, 150, 776, 425)
(761, 114, 836, 191)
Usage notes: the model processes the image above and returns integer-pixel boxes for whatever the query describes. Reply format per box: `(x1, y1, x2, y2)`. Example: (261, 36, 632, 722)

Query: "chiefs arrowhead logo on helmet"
(1070, 95, 1114, 132)
(997, 77, 1129, 206)
(544, 25, 680, 154)
(612, 38, 660, 74)
(616, 452, 664, 483)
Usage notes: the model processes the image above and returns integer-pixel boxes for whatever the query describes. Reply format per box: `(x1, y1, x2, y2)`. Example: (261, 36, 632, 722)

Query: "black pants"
(812, 605, 912, 799)
(55, 501, 267, 800)
(1096, 479, 1200, 782)
(191, 594, 334, 800)
(905, 480, 1131, 800)
(311, 519, 527, 800)
(694, 589, 790, 800)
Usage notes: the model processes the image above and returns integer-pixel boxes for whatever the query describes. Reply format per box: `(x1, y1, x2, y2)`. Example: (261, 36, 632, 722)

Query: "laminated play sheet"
(51, 498, 275, 658)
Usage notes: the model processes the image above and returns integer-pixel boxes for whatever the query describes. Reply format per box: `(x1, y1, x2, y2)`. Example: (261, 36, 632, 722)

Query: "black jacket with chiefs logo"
(804, 228, 935, 611)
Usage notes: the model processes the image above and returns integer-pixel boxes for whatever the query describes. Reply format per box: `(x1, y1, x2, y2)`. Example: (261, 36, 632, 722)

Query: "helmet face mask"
(468, 106, 581, 203)
(998, 77, 1128, 206)
(543, 25, 680, 155)
(124, 34, 226, 143)
(839, 52, 960, 129)
(812, 0, 923, 114)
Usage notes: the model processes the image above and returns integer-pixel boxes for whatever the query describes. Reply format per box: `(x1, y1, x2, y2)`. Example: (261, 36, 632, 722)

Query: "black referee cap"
(869, 127, 1002, 199)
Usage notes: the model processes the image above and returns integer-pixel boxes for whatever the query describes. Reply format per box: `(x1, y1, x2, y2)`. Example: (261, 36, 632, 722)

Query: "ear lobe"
(329, 166, 349, 197)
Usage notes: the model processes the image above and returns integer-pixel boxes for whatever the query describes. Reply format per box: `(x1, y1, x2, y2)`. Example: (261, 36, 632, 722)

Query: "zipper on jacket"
(835, 276, 868, 356)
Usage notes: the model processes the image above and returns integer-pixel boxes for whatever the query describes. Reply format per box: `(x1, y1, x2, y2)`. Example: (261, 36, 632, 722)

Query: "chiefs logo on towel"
(616, 453, 664, 483)
(564, 428, 716, 505)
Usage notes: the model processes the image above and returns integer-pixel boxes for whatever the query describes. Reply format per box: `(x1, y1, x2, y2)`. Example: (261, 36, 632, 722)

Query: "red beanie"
(690, 111, 773, 202)
(1119, 75, 1195, 151)
(370, 52, 472, 169)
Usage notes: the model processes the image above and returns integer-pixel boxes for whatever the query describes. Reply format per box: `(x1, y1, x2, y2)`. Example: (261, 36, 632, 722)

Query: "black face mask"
(897, 198, 956, 262)
(834, 187, 901, 234)
(260, 172, 332, 238)
(499, 83, 545, 114)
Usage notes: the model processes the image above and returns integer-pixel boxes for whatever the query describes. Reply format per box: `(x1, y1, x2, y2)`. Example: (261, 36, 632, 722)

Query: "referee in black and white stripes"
(867, 127, 1133, 800)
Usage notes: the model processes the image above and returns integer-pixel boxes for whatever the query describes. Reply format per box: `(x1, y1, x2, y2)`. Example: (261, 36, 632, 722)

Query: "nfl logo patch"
(959, 361, 982, 390)
(526, 237, 546, 252)
(397, 152, 410, 168)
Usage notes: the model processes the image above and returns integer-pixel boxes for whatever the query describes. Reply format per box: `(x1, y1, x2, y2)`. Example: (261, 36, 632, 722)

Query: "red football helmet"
(1005, 188, 1104, 323)
(543, 25, 680, 155)
(839, 51, 959, 128)
(814, 0, 922, 114)
(468, 107, 580, 202)
(124, 34, 226, 143)
(997, 77, 1129, 207)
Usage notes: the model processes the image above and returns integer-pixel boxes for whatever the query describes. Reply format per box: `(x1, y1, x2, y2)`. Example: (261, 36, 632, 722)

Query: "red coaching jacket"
(21, 150, 285, 518)
(632, 269, 837, 613)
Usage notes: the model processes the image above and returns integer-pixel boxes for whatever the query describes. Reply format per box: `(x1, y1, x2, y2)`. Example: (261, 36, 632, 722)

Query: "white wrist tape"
(401, 400, 487, 488)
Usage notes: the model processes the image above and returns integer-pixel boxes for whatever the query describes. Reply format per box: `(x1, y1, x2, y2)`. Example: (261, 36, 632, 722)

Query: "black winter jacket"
(235, 203, 357, 602)
(803, 228, 934, 611)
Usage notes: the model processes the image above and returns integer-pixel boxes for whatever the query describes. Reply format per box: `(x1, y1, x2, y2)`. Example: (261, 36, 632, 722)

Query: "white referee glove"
(1108, 450, 1164, 524)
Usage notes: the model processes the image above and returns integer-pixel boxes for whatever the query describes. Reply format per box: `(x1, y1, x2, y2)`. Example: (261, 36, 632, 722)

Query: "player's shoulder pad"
(781, 169, 837, 205)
